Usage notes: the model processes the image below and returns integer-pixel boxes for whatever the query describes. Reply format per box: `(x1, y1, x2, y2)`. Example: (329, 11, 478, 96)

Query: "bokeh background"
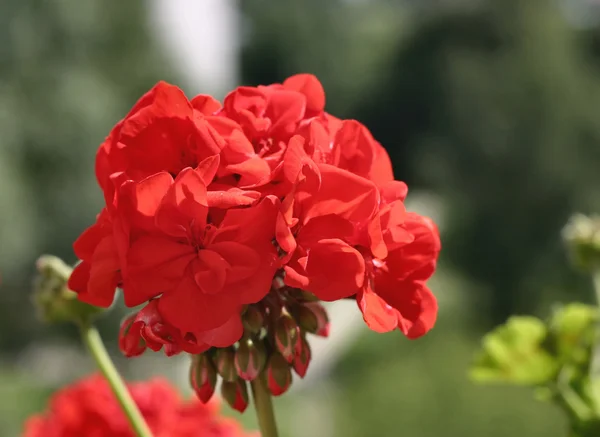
(2, 0, 600, 436)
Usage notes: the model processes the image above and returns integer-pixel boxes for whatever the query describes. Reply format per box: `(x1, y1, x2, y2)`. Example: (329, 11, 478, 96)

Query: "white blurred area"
(147, 0, 241, 97)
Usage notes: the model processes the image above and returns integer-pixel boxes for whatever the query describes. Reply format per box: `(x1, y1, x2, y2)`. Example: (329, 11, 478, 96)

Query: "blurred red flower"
(22, 374, 258, 437)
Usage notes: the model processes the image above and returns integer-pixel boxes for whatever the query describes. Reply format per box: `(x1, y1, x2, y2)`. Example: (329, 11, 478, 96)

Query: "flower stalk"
(79, 321, 154, 437)
(250, 374, 280, 437)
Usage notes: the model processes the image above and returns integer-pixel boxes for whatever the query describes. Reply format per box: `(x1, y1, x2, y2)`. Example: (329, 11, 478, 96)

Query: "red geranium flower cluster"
(68, 74, 440, 388)
(23, 374, 257, 437)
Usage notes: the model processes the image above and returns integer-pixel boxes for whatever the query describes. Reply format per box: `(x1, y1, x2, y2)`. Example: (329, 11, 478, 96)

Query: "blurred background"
(2, 0, 600, 435)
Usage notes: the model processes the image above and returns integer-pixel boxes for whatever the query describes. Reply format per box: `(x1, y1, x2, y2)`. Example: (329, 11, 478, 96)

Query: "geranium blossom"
(23, 374, 257, 437)
(68, 73, 441, 400)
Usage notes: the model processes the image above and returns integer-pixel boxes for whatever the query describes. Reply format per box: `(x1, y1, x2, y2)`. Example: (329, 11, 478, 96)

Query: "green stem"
(79, 322, 153, 437)
(250, 374, 280, 437)
(555, 367, 593, 423)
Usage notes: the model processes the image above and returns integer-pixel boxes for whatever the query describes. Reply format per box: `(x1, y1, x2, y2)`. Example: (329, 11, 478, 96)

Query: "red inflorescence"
(22, 374, 258, 437)
(68, 74, 441, 373)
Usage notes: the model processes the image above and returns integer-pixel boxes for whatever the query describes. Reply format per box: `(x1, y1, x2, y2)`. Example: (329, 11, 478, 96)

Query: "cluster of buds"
(189, 281, 329, 412)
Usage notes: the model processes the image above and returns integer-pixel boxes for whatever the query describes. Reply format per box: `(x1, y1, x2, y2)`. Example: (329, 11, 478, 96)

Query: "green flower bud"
(562, 213, 600, 272)
(267, 352, 292, 396)
(33, 255, 103, 324)
(292, 302, 330, 337)
(242, 305, 264, 334)
(274, 315, 300, 362)
(235, 338, 267, 381)
(190, 354, 217, 403)
(214, 348, 237, 382)
(221, 378, 249, 413)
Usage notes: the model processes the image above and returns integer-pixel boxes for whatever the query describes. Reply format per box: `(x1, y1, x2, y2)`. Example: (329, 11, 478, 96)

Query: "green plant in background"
(471, 213, 600, 436)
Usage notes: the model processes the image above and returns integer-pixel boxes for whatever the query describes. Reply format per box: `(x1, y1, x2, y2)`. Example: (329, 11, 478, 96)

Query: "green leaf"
(470, 316, 558, 385)
(549, 303, 598, 364)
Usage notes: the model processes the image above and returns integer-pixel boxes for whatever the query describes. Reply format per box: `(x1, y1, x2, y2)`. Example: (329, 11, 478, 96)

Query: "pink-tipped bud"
(292, 335, 311, 378)
(274, 315, 300, 362)
(221, 378, 249, 413)
(267, 353, 292, 396)
(235, 339, 266, 381)
(293, 302, 330, 337)
(242, 305, 264, 334)
(118, 313, 146, 358)
(190, 354, 217, 403)
(214, 348, 237, 382)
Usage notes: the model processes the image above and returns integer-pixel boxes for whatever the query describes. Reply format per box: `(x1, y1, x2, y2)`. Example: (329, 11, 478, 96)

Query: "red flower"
(283, 166, 439, 339)
(70, 72, 441, 368)
(357, 212, 441, 338)
(96, 81, 225, 204)
(123, 164, 279, 334)
(22, 374, 258, 437)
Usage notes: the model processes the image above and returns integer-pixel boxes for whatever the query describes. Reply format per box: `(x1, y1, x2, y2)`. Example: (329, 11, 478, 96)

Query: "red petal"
(209, 241, 261, 283)
(134, 172, 173, 217)
(232, 253, 278, 304)
(191, 94, 222, 115)
(193, 249, 229, 295)
(82, 236, 120, 307)
(357, 285, 398, 333)
(385, 213, 441, 281)
(120, 82, 192, 139)
(195, 313, 244, 347)
(296, 214, 354, 248)
(283, 74, 326, 114)
(225, 158, 271, 187)
(158, 275, 238, 332)
(303, 164, 379, 225)
(380, 180, 408, 204)
(69, 261, 117, 307)
(283, 260, 310, 290)
(369, 143, 395, 186)
(214, 196, 279, 246)
(73, 213, 110, 260)
(304, 239, 365, 301)
(265, 89, 306, 135)
(395, 282, 438, 339)
(195, 155, 220, 186)
(119, 172, 172, 232)
(206, 187, 261, 209)
(155, 167, 208, 237)
(126, 236, 195, 306)
(282, 135, 321, 192)
(333, 120, 376, 177)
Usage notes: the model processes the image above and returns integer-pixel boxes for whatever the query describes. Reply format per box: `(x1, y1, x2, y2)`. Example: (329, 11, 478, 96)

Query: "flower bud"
(562, 214, 600, 272)
(274, 315, 300, 362)
(267, 353, 292, 396)
(221, 378, 249, 413)
(287, 288, 319, 302)
(118, 313, 147, 358)
(263, 296, 283, 320)
(190, 354, 217, 403)
(293, 302, 330, 337)
(33, 256, 103, 324)
(292, 335, 311, 378)
(242, 305, 264, 334)
(214, 348, 237, 382)
(235, 338, 267, 381)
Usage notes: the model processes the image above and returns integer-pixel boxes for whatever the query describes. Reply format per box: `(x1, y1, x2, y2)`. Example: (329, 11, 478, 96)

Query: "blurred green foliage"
(2, 0, 600, 436)
(471, 303, 600, 436)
